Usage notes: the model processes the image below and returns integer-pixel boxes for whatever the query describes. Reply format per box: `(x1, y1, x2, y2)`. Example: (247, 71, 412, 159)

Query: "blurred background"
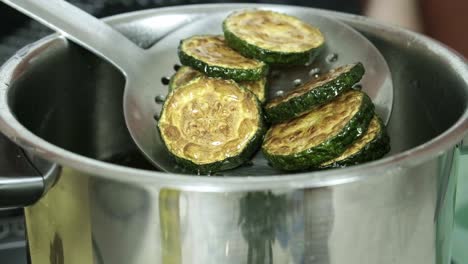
(0, 0, 466, 263)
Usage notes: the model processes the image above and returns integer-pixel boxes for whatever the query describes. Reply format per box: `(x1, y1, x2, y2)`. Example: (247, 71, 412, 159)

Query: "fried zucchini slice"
(178, 35, 268, 81)
(158, 77, 265, 174)
(265, 63, 365, 123)
(262, 90, 374, 171)
(238, 78, 267, 103)
(169, 66, 268, 103)
(319, 115, 390, 168)
(169, 66, 203, 91)
(223, 10, 325, 65)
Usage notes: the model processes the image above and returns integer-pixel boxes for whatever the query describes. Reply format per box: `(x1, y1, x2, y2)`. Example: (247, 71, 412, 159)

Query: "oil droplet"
(308, 67, 321, 76)
(275, 90, 285, 96)
(161, 76, 170, 85)
(353, 84, 362, 90)
(293, 79, 302, 86)
(326, 53, 338, 63)
(211, 141, 222, 146)
(155, 95, 166, 104)
(313, 74, 320, 78)
(173, 64, 181, 71)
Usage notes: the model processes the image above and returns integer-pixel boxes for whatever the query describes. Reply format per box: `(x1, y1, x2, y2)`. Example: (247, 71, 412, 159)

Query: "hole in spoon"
(161, 77, 170, 85)
(243, 160, 254, 167)
(155, 95, 166, 104)
(308, 67, 321, 76)
(293, 79, 302, 87)
(326, 53, 338, 63)
(275, 90, 285, 97)
(173, 64, 181, 71)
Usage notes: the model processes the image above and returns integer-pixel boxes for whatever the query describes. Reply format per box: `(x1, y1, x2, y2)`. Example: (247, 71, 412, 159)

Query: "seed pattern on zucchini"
(178, 35, 268, 81)
(262, 90, 374, 171)
(319, 115, 390, 168)
(265, 63, 365, 123)
(159, 77, 265, 173)
(169, 66, 268, 103)
(223, 10, 325, 65)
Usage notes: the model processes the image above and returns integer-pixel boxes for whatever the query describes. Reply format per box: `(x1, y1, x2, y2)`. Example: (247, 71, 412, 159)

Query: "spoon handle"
(1, 0, 143, 75)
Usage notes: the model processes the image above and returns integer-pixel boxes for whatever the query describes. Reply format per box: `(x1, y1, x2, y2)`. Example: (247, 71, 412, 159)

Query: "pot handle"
(0, 134, 45, 208)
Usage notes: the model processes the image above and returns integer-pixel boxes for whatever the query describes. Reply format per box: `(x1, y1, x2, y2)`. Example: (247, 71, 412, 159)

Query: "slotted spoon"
(1, 0, 393, 175)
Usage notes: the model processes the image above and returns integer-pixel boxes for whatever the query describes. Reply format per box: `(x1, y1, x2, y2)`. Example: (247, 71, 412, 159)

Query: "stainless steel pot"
(0, 4, 467, 264)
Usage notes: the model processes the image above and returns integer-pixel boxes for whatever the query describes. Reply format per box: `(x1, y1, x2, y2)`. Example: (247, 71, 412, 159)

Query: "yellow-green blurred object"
(25, 168, 94, 264)
(452, 144, 468, 264)
(159, 189, 181, 264)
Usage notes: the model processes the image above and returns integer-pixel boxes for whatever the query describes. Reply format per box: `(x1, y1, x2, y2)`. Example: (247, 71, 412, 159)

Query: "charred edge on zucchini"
(319, 115, 390, 169)
(262, 90, 374, 171)
(265, 63, 365, 123)
(223, 10, 325, 65)
(158, 77, 265, 174)
(178, 35, 268, 81)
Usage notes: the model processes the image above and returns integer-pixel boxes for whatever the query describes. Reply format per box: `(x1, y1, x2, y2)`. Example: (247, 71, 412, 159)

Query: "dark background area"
(0, 0, 363, 63)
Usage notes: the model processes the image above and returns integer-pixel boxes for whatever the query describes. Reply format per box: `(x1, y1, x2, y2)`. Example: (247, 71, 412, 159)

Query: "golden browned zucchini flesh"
(319, 114, 390, 168)
(169, 66, 268, 103)
(223, 10, 325, 65)
(158, 77, 265, 173)
(178, 35, 268, 81)
(262, 90, 374, 171)
(169, 66, 203, 91)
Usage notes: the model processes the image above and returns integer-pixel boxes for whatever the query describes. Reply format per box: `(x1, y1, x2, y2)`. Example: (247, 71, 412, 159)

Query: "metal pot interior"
(4, 6, 468, 174)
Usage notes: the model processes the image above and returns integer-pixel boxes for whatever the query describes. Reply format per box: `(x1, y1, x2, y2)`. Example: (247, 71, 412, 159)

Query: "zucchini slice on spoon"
(319, 115, 390, 169)
(238, 77, 268, 103)
(169, 66, 268, 103)
(262, 90, 374, 171)
(223, 10, 325, 65)
(265, 63, 365, 123)
(158, 77, 265, 174)
(169, 66, 203, 91)
(178, 35, 268, 81)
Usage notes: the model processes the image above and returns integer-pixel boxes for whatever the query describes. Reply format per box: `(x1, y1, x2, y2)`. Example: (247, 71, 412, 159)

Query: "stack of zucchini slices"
(262, 62, 390, 171)
(158, 9, 390, 174)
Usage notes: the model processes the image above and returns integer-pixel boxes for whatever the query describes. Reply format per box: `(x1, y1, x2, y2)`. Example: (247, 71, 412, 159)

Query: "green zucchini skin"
(265, 63, 365, 124)
(319, 116, 390, 169)
(223, 25, 323, 65)
(262, 91, 374, 171)
(158, 77, 266, 174)
(177, 38, 269, 82)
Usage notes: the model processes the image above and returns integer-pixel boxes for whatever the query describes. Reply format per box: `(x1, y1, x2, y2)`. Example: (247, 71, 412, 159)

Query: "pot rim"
(0, 3, 467, 192)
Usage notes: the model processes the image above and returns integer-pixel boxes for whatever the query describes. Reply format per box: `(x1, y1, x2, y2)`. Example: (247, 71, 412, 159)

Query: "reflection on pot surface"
(0, 4, 466, 264)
